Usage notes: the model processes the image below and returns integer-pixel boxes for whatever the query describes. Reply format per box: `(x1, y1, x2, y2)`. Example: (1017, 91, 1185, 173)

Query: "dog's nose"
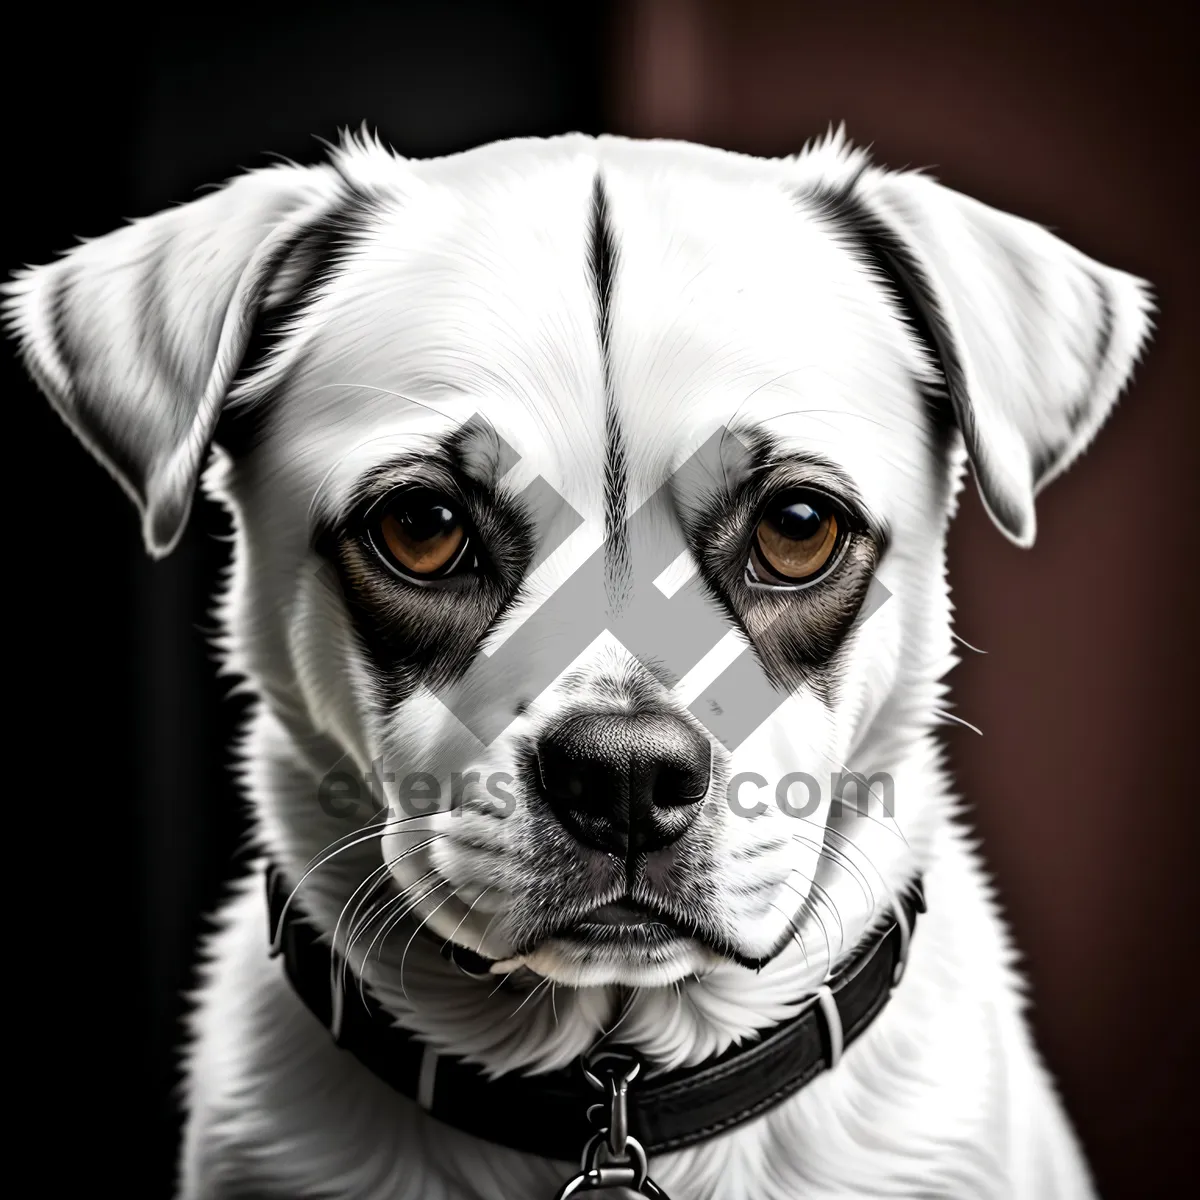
(535, 713, 711, 856)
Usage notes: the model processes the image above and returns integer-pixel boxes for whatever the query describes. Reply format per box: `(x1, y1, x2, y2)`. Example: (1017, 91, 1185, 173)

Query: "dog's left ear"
(3, 163, 349, 558)
(829, 167, 1155, 546)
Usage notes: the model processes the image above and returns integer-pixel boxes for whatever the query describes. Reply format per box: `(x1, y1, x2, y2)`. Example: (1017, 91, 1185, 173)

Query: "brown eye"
(369, 488, 470, 579)
(752, 492, 842, 584)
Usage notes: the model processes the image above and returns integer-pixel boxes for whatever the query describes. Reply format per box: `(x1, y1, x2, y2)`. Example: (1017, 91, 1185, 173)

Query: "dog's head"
(6, 131, 1151, 990)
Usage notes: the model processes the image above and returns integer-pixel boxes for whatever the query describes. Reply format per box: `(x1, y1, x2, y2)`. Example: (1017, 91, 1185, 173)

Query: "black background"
(7, 2, 1196, 1196)
(10, 4, 604, 1193)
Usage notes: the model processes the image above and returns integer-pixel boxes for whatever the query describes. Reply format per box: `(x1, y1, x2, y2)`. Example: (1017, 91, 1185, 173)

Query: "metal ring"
(581, 1047, 642, 1092)
(581, 1133, 649, 1183)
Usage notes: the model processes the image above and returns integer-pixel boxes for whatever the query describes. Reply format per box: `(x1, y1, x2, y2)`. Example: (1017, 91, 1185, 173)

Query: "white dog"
(5, 129, 1152, 1199)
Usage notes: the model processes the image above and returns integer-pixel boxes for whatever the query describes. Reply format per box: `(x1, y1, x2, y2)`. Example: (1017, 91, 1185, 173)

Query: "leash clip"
(552, 1048, 671, 1199)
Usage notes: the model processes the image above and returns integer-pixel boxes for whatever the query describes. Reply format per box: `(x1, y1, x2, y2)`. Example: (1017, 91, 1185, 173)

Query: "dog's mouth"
(512, 894, 746, 963)
(553, 898, 683, 947)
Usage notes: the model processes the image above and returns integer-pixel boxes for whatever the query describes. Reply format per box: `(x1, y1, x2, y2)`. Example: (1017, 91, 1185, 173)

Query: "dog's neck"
(249, 688, 943, 1081)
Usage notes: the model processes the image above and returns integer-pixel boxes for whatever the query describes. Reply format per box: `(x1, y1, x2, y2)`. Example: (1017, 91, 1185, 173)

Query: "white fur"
(5, 127, 1153, 1199)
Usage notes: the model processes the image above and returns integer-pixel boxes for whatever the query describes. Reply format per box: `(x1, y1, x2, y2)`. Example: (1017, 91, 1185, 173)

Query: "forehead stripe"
(589, 172, 631, 607)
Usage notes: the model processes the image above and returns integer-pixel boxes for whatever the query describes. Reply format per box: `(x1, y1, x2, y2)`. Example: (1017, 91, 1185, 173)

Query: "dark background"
(8, 2, 1196, 1195)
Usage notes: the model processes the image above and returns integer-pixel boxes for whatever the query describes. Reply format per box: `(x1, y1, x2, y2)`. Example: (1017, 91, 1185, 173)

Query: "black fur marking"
(797, 181, 961, 443)
(215, 197, 375, 460)
(1029, 443, 1061, 492)
(590, 174, 616, 347)
(589, 173, 631, 607)
(797, 179, 1040, 539)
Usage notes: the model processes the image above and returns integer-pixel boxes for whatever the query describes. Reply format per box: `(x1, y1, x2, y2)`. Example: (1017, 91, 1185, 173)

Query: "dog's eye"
(367, 488, 472, 580)
(749, 490, 844, 586)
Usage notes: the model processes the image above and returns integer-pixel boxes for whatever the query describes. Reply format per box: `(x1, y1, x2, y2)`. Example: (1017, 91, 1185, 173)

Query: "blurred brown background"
(603, 1, 1198, 1195)
(8, 1, 1195, 1195)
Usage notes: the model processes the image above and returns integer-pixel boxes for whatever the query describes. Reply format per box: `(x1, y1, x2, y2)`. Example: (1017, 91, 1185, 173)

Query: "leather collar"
(266, 863, 923, 1164)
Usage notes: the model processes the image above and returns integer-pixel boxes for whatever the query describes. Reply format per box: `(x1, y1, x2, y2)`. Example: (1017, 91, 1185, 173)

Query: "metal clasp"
(552, 1048, 671, 1199)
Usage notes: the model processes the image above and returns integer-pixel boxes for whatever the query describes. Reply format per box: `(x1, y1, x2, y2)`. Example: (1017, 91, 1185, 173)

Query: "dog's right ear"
(3, 163, 349, 558)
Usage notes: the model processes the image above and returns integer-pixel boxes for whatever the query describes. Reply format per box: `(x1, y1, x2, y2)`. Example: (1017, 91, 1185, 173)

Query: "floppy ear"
(3, 163, 348, 557)
(825, 166, 1154, 546)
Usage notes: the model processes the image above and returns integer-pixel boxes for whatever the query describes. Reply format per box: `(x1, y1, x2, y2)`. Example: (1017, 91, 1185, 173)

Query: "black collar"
(266, 863, 923, 1166)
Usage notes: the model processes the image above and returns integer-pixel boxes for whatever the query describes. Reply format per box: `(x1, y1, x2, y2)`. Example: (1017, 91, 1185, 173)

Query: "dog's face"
(6, 132, 1151, 990)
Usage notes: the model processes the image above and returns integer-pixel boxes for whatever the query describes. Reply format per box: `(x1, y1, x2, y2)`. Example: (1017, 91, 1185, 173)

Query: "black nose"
(535, 712, 712, 857)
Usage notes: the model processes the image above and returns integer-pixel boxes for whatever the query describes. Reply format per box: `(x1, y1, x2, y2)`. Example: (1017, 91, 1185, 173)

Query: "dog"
(5, 128, 1152, 1199)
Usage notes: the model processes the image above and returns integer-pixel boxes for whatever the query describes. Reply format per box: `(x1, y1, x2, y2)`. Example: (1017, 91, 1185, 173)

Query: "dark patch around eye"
(679, 441, 884, 708)
(318, 471, 535, 713)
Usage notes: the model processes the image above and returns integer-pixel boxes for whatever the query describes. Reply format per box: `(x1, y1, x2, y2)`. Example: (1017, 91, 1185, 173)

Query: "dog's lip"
(515, 896, 782, 967)
(517, 896, 689, 952)
(573, 899, 662, 930)
(512, 902, 774, 969)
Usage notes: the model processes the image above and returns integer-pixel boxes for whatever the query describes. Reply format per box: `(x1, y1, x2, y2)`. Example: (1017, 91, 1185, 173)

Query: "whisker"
(769, 901, 810, 969)
(718, 369, 815, 492)
(343, 869, 442, 1003)
(778, 876, 838, 972)
(818, 822, 890, 876)
(273, 814, 442, 949)
(508, 974, 554, 1021)
(333, 835, 446, 1002)
(346, 854, 445, 967)
(793, 816, 915, 957)
(314, 382, 448, 419)
(360, 879, 454, 1006)
(799, 889, 836, 979)
(820, 752, 912, 845)
(337, 859, 402, 968)
(399, 886, 462, 1001)
(335, 833, 443, 968)
(790, 832, 875, 909)
(349, 878, 426, 975)
(780, 873, 844, 948)
(473, 906, 505, 962)
(756, 406, 900, 435)
(281, 827, 394, 921)
(935, 708, 983, 736)
(298, 814, 394, 870)
(814, 824, 910, 933)
(341, 866, 410, 992)
(440, 887, 494, 961)
(952, 631, 988, 654)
